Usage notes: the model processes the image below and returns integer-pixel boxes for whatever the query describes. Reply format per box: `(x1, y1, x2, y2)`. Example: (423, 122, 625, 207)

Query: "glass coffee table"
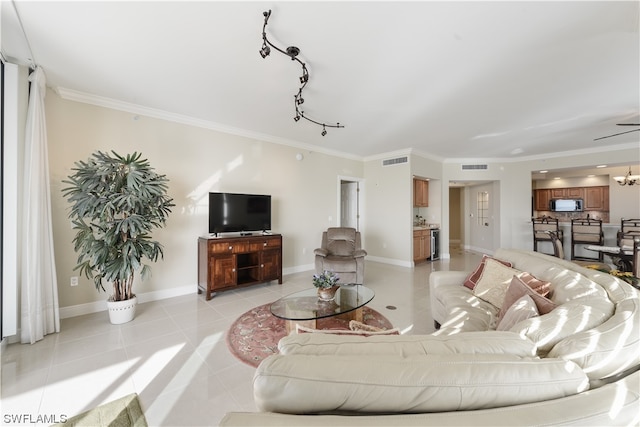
(270, 284, 375, 333)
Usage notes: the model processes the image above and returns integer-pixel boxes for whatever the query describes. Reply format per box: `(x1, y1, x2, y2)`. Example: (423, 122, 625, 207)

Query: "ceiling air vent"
(382, 156, 408, 166)
(461, 164, 488, 170)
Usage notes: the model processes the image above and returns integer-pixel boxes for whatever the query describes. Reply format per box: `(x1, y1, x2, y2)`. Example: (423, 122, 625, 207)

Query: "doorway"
(338, 177, 363, 231)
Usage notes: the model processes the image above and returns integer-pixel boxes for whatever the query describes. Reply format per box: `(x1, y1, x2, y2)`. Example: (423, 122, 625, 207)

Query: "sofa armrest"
(314, 248, 328, 257)
(278, 331, 537, 357)
(224, 370, 640, 426)
(254, 354, 588, 414)
(353, 249, 367, 258)
(429, 270, 470, 287)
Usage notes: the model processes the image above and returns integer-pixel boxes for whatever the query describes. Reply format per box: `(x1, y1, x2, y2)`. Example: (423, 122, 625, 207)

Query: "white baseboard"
(59, 284, 195, 319)
(59, 259, 412, 319)
(283, 263, 314, 275)
(366, 256, 413, 268)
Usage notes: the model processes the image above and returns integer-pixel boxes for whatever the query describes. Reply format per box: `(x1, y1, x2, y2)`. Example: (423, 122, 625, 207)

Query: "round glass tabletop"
(270, 284, 375, 321)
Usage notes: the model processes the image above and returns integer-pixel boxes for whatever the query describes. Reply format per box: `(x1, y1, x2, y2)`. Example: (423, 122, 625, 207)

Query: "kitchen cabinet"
(534, 186, 609, 212)
(535, 189, 551, 211)
(551, 187, 584, 199)
(413, 229, 431, 263)
(414, 179, 429, 207)
(584, 186, 609, 211)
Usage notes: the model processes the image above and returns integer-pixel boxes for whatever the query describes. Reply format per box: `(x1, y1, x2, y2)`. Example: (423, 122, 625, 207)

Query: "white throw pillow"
(496, 294, 540, 331)
(472, 258, 521, 309)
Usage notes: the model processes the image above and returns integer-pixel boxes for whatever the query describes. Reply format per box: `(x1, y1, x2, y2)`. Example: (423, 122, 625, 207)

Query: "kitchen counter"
(413, 225, 439, 230)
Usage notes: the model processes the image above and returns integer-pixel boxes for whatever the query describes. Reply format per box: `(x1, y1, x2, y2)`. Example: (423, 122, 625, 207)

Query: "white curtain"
(20, 66, 60, 344)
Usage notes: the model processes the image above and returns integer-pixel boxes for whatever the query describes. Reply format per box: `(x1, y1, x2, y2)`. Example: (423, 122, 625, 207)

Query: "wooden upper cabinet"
(414, 179, 429, 207)
(535, 189, 551, 211)
(549, 187, 584, 199)
(566, 187, 584, 198)
(584, 186, 609, 211)
(534, 186, 609, 212)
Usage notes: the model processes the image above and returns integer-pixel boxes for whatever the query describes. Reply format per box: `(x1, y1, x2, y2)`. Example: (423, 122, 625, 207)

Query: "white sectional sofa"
(220, 249, 640, 426)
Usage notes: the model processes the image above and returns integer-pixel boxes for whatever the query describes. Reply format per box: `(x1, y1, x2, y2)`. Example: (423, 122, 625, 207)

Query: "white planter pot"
(107, 296, 137, 324)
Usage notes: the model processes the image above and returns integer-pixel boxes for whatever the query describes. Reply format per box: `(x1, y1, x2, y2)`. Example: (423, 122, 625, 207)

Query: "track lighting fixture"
(259, 9, 344, 135)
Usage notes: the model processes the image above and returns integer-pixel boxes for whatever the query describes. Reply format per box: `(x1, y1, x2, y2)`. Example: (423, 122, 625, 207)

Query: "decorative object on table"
(62, 151, 174, 324)
(259, 9, 344, 136)
(585, 264, 639, 287)
(225, 302, 393, 367)
(313, 270, 340, 301)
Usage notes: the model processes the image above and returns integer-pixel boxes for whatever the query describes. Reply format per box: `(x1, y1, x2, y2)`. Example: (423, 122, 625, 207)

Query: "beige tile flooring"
(1, 249, 482, 426)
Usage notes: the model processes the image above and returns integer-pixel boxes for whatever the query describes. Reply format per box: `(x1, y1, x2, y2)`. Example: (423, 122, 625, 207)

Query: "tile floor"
(1, 249, 482, 426)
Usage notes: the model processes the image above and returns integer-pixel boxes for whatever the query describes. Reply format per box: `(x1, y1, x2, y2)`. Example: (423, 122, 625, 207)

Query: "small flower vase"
(317, 285, 340, 301)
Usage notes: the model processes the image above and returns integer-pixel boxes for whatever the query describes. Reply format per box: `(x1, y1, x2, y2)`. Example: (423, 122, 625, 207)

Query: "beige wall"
(45, 90, 364, 310)
(363, 157, 412, 266)
(37, 89, 640, 313)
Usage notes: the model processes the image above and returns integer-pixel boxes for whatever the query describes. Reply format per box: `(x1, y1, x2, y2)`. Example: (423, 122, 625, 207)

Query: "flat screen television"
(208, 192, 271, 235)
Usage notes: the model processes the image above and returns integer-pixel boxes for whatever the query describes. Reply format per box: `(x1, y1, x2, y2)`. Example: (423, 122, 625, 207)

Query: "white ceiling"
(2, 1, 639, 160)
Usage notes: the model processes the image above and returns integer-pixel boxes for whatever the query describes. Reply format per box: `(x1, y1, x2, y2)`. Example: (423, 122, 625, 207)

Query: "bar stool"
(571, 218, 604, 262)
(532, 216, 562, 255)
(617, 218, 640, 248)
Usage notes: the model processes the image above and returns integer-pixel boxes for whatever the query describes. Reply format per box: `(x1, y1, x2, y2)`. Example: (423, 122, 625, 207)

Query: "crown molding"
(54, 87, 363, 162)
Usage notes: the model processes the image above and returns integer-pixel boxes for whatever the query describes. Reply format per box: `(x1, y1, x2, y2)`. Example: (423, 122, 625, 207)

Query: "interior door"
(340, 180, 359, 230)
(469, 183, 494, 253)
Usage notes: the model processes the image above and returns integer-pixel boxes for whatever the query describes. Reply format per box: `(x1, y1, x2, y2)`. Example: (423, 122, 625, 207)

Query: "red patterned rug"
(226, 302, 393, 368)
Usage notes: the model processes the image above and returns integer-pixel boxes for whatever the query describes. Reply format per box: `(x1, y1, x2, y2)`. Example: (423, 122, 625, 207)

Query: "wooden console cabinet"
(197, 234, 282, 300)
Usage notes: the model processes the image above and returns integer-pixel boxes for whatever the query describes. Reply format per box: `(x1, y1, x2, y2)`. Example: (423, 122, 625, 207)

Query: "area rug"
(226, 302, 393, 368)
(52, 393, 147, 427)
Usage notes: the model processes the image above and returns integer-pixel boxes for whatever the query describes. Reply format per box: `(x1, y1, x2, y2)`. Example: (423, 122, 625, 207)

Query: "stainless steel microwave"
(550, 199, 583, 212)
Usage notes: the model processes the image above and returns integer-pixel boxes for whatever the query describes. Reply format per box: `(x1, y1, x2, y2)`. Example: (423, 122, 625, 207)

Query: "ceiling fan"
(594, 123, 640, 141)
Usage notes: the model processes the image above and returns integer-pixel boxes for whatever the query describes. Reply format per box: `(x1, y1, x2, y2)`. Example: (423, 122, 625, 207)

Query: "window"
(477, 191, 489, 226)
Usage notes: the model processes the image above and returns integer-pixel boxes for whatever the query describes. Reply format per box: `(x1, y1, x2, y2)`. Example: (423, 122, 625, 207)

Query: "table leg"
(285, 318, 317, 334)
(336, 307, 363, 323)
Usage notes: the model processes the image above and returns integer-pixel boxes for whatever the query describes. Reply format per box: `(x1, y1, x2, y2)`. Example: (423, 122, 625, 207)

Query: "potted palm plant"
(62, 151, 174, 324)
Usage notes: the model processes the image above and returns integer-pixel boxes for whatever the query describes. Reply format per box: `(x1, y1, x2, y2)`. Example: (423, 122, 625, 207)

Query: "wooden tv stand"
(197, 234, 282, 300)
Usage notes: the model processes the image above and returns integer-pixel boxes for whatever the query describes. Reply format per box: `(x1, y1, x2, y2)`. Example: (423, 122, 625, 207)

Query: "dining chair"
(532, 216, 562, 255)
(618, 219, 640, 249)
(571, 218, 604, 262)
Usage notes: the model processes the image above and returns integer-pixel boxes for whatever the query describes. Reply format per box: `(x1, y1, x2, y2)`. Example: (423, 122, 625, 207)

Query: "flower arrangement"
(585, 265, 639, 287)
(312, 270, 340, 289)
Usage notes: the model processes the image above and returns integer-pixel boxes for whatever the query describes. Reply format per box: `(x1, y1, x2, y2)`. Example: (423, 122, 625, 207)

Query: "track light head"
(259, 44, 270, 58)
(321, 125, 327, 136)
(294, 115, 300, 122)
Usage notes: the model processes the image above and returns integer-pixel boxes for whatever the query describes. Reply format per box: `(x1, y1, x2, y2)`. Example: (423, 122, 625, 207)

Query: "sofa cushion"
(278, 331, 538, 357)
(516, 271, 551, 296)
(254, 354, 589, 414)
(472, 258, 522, 309)
(548, 297, 640, 380)
(498, 274, 557, 322)
(463, 255, 514, 290)
(497, 294, 539, 331)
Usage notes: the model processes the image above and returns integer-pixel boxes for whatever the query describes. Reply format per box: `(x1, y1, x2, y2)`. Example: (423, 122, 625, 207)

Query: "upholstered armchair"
(314, 227, 367, 284)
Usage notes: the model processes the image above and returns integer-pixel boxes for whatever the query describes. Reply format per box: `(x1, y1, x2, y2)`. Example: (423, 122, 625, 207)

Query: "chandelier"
(259, 10, 344, 136)
(613, 166, 640, 186)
